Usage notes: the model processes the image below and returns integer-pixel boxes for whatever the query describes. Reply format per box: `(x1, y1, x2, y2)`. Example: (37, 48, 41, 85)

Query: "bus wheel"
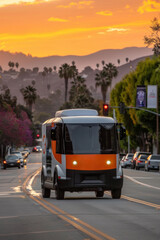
(55, 188, 64, 200)
(41, 174, 51, 198)
(55, 175, 64, 200)
(111, 189, 121, 199)
(95, 191, 104, 198)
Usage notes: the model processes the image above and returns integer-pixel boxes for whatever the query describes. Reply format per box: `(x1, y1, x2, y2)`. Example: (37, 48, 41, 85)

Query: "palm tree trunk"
(101, 85, 106, 103)
(65, 78, 68, 102)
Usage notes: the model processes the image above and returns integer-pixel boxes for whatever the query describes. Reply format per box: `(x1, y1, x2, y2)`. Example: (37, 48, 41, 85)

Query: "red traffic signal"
(103, 104, 109, 116)
(36, 134, 40, 139)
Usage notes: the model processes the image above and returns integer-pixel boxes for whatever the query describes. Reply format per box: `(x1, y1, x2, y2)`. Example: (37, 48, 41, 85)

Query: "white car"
(121, 153, 134, 168)
(145, 154, 160, 171)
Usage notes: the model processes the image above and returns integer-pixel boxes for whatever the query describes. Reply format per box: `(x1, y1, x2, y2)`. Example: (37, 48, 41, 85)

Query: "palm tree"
(47, 83, 51, 91)
(96, 63, 99, 69)
(15, 62, 19, 69)
(95, 63, 118, 103)
(8, 61, 14, 70)
(117, 59, 120, 65)
(48, 67, 52, 74)
(58, 63, 78, 102)
(102, 60, 105, 66)
(53, 66, 57, 72)
(32, 80, 36, 86)
(20, 85, 37, 112)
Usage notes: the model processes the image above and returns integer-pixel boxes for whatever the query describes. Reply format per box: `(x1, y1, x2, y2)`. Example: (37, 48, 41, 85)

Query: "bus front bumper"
(57, 169, 123, 191)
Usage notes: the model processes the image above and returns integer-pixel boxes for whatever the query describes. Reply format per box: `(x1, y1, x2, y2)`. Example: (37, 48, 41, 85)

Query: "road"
(0, 153, 160, 240)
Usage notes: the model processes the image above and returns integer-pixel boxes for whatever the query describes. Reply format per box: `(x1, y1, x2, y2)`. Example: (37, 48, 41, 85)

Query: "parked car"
(32, 146, 42, 152)
(131, 151, 151, 169)
(121, 153, 134, 168)
(3, 154, 21, 169)
(135, 154, 148, 170)
(11, 151, 24, 167)
(120, 153, 126, 161)
(145, 154, 160, 171)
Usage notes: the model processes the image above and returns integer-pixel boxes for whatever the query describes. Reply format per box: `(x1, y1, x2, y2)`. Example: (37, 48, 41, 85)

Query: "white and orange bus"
(41, 109, 124, 200)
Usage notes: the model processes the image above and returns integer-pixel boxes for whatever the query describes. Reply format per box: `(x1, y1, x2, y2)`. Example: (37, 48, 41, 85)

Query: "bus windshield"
(64, 123, 118, 154)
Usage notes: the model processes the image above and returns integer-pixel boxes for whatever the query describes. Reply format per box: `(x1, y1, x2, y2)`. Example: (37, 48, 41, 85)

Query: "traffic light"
(103, 104, 109, 116)
(36, 134, 40, 139)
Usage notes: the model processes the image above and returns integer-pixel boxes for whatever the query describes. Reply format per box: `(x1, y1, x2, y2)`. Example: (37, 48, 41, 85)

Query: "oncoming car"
(3, 154, 21, 169)
(32, 146, 42, 152)
(11, 151, 24, 167)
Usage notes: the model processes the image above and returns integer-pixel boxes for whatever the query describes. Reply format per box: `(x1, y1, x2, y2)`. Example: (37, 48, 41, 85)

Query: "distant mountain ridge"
(0, 47, 152, 71)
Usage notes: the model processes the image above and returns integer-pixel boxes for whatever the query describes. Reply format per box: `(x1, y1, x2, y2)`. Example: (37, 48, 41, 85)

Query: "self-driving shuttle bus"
(41, 109, 123, 200)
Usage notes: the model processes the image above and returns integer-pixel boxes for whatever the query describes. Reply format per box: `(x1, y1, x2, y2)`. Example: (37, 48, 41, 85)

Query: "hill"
(0, 47, 152, 71)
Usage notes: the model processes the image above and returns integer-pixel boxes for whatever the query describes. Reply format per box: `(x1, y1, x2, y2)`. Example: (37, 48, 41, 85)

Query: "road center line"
(23, 169, 116, 240)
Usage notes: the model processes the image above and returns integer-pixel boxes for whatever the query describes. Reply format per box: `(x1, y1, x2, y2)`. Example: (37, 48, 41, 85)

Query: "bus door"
(46, 125, 52, 181)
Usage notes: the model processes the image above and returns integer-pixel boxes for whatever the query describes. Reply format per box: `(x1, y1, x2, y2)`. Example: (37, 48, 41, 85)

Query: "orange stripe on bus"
(51, 141, 62, 164)
(66, 154, 116, 171)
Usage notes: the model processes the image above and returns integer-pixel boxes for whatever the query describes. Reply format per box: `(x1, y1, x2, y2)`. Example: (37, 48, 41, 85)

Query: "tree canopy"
(110, 56, 160, 151)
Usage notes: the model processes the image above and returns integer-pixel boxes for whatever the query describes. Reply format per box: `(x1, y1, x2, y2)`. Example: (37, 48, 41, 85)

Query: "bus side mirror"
(51, 129, 56, 140)
(120, 126, 126, 140)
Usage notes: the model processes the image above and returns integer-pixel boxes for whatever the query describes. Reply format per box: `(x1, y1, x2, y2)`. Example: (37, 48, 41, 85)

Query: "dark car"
(131, 151, 151, 169)
(145, 154, 160, 171)
(135, 154, 148, 170)
(32, 146, 42, 152)
(3, 154, 21, 169)
(11, 151, 24, 167)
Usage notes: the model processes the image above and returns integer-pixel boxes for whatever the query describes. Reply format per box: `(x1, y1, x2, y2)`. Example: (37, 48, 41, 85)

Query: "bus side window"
(51, 128, 56, 140)
(56, 124, 63, 154)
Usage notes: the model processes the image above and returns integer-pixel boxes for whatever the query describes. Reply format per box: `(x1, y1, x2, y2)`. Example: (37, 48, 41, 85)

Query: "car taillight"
(138, 160, 142, 163)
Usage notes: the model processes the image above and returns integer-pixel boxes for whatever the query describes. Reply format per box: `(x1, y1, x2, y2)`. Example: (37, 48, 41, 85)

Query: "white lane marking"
(26, 171, 41, 196)
(125, 175, 160, 190)
(132, 177, 153, 179)
(11, 186, 22, 193)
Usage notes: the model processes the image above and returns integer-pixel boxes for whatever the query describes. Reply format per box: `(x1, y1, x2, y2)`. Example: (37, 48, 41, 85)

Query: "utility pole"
(157, 87, 159, 154)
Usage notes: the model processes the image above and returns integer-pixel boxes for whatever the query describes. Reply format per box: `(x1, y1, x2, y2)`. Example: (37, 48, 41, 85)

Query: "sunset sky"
(0, 0, 160, 57)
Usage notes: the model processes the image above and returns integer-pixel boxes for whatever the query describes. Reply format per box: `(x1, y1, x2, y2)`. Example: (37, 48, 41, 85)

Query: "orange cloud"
(57, 1, 94, 9)
(48, 17, 69, 22)
(138, 0, 160, 14)
(96, 10, 112, 16)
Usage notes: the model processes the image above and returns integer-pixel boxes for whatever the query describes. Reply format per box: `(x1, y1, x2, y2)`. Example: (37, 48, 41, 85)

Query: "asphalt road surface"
(0, 153, 160, 240)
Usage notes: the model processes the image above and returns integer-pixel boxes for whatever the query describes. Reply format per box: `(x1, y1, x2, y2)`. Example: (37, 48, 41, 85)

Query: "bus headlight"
(106, 160, 111, 165)
(73, 161, 78, 165)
